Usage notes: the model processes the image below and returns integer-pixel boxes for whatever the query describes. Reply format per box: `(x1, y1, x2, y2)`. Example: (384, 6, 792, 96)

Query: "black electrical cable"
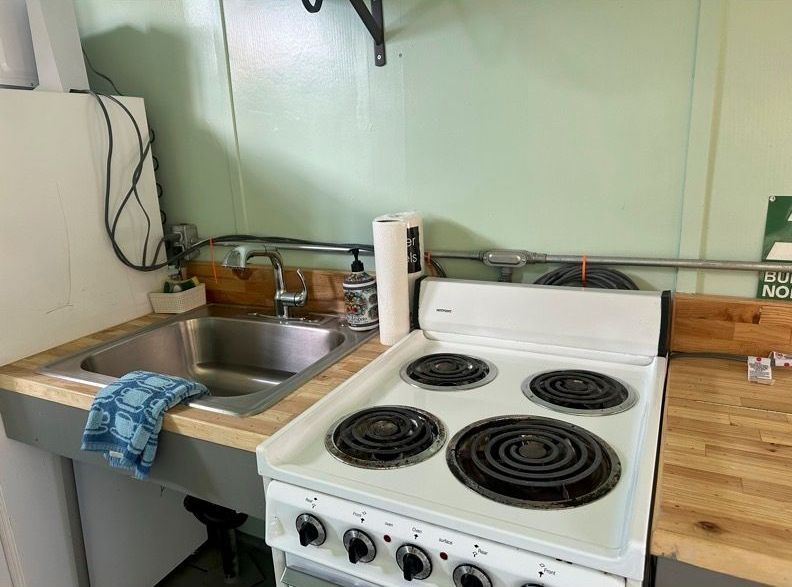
(82, 47, 165, 231)
(669, 351, 747, 362)
(79, 90, 154, 268)
(77, 49, 403, 274)
(429, 257, 447, 277)
(74, 89, 174, 270)
(81, 48, 124, 96)
(80, 89, 136, 269)
(77, 88, 379, 272)
(534, 264, 639, 290)
(103, 93, 154, 265)
(302, 0, 323, 12)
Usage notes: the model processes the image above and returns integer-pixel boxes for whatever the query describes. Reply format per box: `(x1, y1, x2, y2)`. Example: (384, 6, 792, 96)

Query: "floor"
(157, 533, 275, 587)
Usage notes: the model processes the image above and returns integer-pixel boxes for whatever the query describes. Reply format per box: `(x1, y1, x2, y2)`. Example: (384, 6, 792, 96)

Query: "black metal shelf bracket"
(302, 0, 386, 66)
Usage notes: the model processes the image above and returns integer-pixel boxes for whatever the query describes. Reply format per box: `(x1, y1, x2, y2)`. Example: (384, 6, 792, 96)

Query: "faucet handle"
(279, 268, 308, 308)
(295, 268, 308, 306)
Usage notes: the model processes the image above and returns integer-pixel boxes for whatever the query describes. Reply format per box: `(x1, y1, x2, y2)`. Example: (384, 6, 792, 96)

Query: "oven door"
(282, 554, 382, 587)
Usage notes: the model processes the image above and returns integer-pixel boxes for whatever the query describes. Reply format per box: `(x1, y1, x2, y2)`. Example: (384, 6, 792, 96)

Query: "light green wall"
(691, 0, 792, 295)
(74, 0, 791, 295)
(75, 0, 243, 237)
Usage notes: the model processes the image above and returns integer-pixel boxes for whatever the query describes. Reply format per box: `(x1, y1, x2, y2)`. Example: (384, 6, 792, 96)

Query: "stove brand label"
(435, 308, 452, 313)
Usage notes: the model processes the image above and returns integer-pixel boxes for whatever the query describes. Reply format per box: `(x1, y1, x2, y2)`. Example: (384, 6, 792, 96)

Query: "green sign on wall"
(758, 195, 792, 300)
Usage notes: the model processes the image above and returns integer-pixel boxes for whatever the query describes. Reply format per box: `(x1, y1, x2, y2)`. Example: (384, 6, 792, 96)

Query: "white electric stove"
(258, 278, 670, 587)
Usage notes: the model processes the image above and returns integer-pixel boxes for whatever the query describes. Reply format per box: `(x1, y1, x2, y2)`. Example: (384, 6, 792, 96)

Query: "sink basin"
(40, 305, 375, 416)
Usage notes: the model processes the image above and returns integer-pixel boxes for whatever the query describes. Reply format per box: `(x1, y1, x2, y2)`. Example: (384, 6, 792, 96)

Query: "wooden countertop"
(0, 312, 387, 453)
(651, 357, 792, 586)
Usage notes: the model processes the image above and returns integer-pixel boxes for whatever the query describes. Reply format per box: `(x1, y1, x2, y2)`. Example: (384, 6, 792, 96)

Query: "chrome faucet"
(221, 245, 308, 318)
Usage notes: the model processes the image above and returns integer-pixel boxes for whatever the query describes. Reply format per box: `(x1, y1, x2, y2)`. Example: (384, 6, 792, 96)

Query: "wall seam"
(674, 0, 728, 293)
(218, 0, 249, 233)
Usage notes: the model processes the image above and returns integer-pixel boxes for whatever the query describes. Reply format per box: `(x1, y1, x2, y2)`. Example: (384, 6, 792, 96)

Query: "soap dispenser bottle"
(343, 249, 378, 331)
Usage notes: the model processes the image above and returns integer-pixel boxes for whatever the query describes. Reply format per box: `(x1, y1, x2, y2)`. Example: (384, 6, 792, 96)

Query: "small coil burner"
(325, 406, 446, 469)
(522, 370, 637, 416)
(447, 416, 621, 509)
(400, 353, 497, 391)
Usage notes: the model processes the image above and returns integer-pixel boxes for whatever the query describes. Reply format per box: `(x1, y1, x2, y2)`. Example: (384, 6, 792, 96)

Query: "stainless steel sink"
(40, 305, 375, 417)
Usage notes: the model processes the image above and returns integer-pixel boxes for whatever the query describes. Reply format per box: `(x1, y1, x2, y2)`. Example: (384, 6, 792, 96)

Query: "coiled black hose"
(534, 264, 639, 290)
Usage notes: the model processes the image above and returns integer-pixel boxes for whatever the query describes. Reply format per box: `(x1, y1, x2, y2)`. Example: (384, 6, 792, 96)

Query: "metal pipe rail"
(541, 254, 790, 273)
(214, 241, 374, 255)
(427, 249, 792, 273)
(212, 241, 791, 273)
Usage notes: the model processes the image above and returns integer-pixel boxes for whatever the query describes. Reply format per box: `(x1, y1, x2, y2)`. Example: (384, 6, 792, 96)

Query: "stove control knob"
(295, 514, 326, 547)
(453, 565, 492, 587)
(396, 545, 432, 581)
(343, 529, 376, 564)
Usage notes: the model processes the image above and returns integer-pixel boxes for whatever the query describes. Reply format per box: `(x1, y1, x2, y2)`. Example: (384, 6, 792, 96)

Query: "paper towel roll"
(374, 211, 425, 307)
(373, 217, 411, 346)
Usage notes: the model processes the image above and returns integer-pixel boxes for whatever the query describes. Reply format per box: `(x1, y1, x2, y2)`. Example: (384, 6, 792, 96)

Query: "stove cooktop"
(258, 330, 666, 578)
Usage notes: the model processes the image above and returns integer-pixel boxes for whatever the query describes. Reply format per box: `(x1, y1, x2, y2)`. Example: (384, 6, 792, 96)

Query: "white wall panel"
(0, 89, 167, 587)
(0, 89, 166, 366)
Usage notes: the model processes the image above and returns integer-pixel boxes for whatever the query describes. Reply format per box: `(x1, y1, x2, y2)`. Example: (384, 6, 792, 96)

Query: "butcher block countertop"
(651, 294, 792, 586)
(651, 358, 792, 585)
(0, 312, 387, 452)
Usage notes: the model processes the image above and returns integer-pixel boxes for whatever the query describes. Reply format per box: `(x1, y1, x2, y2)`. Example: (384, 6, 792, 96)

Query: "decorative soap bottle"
(343, 249, 378, 331)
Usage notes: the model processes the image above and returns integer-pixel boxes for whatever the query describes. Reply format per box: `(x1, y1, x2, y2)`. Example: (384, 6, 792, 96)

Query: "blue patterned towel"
(81, 371, 208, 479)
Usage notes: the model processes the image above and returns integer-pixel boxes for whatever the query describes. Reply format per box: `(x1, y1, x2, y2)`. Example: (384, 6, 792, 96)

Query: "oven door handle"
(281, 567, 346, 587)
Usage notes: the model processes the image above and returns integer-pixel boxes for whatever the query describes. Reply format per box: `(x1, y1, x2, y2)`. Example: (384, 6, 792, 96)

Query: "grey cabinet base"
(654, 557, 768, 587)
(0, 389, 266, 518)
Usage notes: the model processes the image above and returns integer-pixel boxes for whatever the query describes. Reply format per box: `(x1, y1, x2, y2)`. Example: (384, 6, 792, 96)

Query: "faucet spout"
(221, 245, 308, 318)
